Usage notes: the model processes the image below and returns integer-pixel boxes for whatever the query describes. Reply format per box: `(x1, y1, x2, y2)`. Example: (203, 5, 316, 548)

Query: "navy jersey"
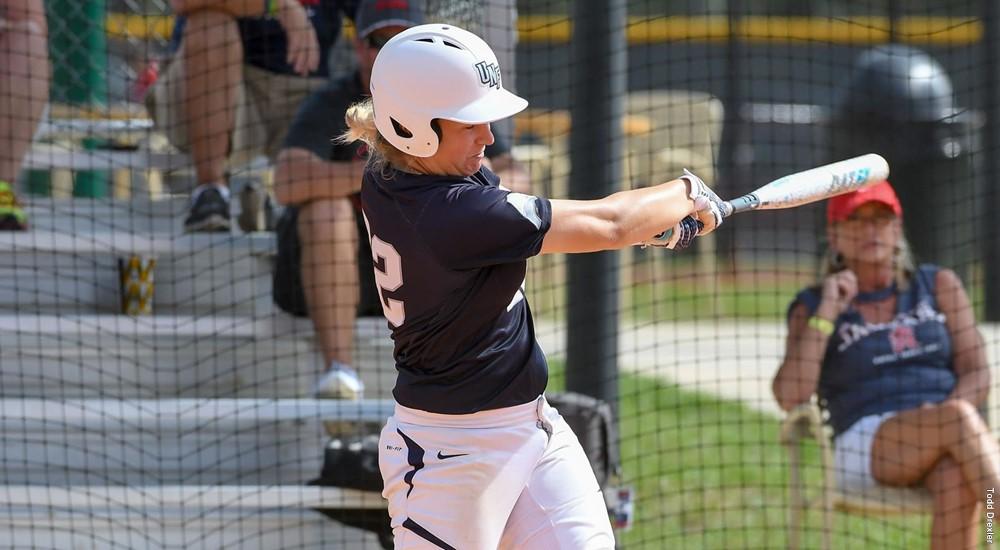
(360, 166, 552, 414)
(790, 264, 956, 437)
(170, 0, 356, 77)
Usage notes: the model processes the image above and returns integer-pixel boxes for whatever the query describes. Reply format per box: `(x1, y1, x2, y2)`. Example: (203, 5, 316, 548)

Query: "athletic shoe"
(0, 181, 27, 231)
(184, 187, 231, 233)
(314, 362, 365, 400)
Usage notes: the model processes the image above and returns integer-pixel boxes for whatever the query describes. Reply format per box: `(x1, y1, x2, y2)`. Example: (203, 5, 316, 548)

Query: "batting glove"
(640, 216, 703, 250)
(680, 169, 725, 235)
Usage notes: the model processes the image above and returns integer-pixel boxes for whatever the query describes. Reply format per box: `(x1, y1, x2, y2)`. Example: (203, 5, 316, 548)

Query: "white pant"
(378, 395, 615, 550)
(833, 411, 897, 490)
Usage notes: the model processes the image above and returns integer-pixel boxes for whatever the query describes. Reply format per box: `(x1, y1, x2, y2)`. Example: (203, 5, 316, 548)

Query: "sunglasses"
(366, 34, 393, 49)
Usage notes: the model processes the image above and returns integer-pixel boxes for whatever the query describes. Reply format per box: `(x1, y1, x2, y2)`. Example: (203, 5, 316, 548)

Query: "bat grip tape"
(725, 194, 760, 216)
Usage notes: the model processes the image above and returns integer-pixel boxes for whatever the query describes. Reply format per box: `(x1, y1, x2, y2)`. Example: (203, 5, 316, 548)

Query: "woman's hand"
(276, 0, 320, 76)
(817, 269, 857, 319)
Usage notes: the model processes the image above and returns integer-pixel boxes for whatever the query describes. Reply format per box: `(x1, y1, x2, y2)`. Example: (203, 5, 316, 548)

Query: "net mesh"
(2, 0, 997, 548)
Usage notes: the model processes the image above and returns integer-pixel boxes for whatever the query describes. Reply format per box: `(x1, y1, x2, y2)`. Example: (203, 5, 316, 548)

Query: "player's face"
(414, 119, 495, 176)
(829, 202, 901, 266)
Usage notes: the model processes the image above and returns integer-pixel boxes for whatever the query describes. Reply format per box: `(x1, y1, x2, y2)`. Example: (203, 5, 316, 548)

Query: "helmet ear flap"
(379, 108, 439, 156)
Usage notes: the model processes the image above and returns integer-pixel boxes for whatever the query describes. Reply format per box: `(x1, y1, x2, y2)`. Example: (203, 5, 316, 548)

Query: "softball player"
(342, 24, 725, 549)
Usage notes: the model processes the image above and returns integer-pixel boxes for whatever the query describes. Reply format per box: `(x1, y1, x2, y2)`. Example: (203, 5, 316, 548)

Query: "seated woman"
(773, 180, 1000, 550)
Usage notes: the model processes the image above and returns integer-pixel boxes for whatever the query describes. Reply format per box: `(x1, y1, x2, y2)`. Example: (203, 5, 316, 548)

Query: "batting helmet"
(369, 24, 528, 157)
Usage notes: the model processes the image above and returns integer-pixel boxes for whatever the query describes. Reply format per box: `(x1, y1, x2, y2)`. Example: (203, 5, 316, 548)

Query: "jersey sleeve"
(421, 183, 552, 270)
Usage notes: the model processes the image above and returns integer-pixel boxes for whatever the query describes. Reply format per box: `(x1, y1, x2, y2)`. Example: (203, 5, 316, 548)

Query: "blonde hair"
(822, 231, 916, 290)
(339, 97, 411, 176)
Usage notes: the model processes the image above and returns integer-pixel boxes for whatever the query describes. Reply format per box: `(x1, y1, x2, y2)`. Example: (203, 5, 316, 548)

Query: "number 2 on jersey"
(363, 213, 405, 327)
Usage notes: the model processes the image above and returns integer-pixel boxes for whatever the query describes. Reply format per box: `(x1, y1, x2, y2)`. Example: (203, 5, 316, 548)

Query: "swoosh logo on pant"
(436, 451, 468, 460)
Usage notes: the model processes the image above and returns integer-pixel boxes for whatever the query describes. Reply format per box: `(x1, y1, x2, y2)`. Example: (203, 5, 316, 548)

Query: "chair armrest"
(779, 401, 824, 446)
(780, 400, 838, 516)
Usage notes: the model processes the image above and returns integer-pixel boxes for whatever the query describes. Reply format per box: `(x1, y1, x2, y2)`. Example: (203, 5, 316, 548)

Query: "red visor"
(826, 180, 903, 223)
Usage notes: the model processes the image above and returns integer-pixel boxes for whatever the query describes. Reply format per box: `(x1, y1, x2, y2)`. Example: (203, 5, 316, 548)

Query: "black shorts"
(272, 202, 382, 318)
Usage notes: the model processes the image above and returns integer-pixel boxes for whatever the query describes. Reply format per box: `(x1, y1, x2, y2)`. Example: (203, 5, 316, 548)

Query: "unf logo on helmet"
(474, 61, 501, 89)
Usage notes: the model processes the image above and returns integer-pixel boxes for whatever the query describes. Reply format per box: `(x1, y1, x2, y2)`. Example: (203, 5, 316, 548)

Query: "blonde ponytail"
(340, 98, 409, 176)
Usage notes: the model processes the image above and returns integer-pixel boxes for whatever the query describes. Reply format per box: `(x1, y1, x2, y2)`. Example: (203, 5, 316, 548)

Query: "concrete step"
(0, 398, 393, 486)
(24, 196, 188, 235)
(1, 230, 277, 315)
(23, 194, 273, 236)
(1, 484, 388, 509)
(0, 315, 397, 399)
(2, 507, 386, 549)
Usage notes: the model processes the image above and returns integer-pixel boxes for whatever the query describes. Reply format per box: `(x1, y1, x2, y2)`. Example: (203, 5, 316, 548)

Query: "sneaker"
(184, 187, 231, 233)
(314, 362, 365, 400)
(0, 181, 27, 231)
(237, 182, 269, 233)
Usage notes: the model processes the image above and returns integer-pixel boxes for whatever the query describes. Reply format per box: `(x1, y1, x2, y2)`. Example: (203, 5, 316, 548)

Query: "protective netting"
(2, 0, 999, 548)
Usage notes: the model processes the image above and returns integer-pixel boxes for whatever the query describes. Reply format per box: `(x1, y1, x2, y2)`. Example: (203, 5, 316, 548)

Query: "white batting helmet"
(370, 24, 528, 157)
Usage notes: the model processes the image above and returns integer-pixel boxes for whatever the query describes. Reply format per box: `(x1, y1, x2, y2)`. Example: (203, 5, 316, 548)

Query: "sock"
(328, 360, 354, 373)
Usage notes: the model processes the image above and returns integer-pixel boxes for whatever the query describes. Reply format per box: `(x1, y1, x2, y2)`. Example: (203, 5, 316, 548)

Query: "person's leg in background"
(871, 399, 1000, 550)
(238, 67, 327, 233)
(0, 0, 49, 230)
(298, 197, 362, 398)
(923, 455, 981, 550)
(179, 9, 243, 232)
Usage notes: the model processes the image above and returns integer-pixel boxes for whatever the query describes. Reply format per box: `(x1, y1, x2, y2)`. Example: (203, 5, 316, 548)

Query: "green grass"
(548, 363, 931, 549)
(623, 276, 792, 321)
(527, 255, 817, 322)
(615, 373, 929, 549)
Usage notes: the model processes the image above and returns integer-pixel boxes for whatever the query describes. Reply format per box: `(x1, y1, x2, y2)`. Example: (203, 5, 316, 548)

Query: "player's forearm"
(543, 179, 695, 253)
(610, 179, 701, 246)
(274, 148, 365, 206)
(170, 0, 279, 17)
(543, 179, 696, 254)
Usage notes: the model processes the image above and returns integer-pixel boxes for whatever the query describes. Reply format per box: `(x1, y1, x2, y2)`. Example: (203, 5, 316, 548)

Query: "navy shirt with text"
(790, 264, 956, 437)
